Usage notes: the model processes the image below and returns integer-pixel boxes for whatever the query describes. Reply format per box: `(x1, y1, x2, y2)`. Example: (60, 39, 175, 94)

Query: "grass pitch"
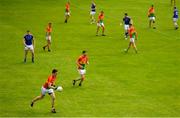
(0, 0, 180, 117)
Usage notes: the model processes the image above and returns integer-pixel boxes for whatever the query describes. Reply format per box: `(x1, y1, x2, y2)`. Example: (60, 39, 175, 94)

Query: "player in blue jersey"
(90, 1, 96, 24)
(23, 30, 35, 63)
(122, 13, 132, 39)
(173, 7, 178, 30)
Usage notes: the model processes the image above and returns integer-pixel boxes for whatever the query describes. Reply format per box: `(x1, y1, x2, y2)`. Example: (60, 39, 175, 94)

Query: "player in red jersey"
(124, 24, 138, 53)
(96, 11, 106, 36)
(30, 69, 58, 113)
(73, 51, 89, 86)
(148, 5, 156, 29)
(43, 23, 52, 52)
(64, 1, 70, 23)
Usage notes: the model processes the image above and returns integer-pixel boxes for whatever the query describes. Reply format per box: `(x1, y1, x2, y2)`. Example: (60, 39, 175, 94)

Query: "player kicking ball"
(73, 51, 89, 86)
(30, 69, 59, 113)
(96, 11, 106, 36)
(124, 24, 138, 53)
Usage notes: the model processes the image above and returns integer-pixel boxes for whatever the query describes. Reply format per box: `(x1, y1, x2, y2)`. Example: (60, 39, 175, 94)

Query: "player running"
(122, 13, 132, 39)
(148, 5, 156, 29)
(31, 69, 59, 113)
(73, 51, 89, 86)
(173, 7, 178, 30)
(23, 30, 35, 63)
(124, 24, 138, 53)
(90, 1, 96, 24)
(43, 23, 52, 52)
(64, 1, 70, 23)
(96, 11, 105, 36)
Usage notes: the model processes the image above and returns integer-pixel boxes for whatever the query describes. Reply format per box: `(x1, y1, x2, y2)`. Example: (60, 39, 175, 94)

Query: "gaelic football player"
(96, 11, 105, 36)
(73, 51, 89, 86)
(173, 7, 178, 29)
(64, 1, 70, 23)
(43, 23, 52, 52)
(122, 13, 132, 39)
(124, 24, 138, 53)
(31, 69, 58, 113)
(90, 1, 96, 24)
(148, 5, 156, 29)
(23, 30, 35, 63)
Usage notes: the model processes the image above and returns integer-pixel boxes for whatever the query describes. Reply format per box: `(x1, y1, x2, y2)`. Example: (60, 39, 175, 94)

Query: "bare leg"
(31, 94, 44, 107)
(30, 50, 34, 62)
(24, 50, 28, 62)
(96, 26, 100, 35)
(102, 26, 105, 36)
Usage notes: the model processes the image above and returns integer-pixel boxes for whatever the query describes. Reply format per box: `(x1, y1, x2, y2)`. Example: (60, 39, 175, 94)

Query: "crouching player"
(31, 69, 58, 113)
(125, 24, 138, 53)
(73, 51, 89, 86)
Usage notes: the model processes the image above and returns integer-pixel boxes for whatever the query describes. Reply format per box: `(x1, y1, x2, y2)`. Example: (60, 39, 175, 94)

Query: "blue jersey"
(123, 16, 131, 25)
(24, 34, 33, 45)
(91, 3, 96, 12)
(173, 9, 178, 18)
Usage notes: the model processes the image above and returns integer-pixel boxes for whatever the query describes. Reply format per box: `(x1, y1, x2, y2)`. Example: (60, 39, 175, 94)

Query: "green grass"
(0, 0, 180, 117)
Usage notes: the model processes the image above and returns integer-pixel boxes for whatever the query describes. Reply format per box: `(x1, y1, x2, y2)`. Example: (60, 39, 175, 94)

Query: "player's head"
(151, 5, 154, 7)
(82, 50, 87, 55)
(52, 69, 58, 76)
(101, 11, 104, 14)
(174, 7, 177, 9)
(125, 13, 128, 16)
(48, 22, 52, 26)
(27, 30, 30, 34)
(129, 23, 133, 27)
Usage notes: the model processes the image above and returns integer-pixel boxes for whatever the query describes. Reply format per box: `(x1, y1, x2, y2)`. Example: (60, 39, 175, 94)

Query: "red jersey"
(43, 75, 56, 89)
(148, 7, 155, 16)
(128, 26, 137, 38)
(77, 55, 88, 69)
(65, 3, 70, 12)
(46, 26, 52, 33)
(98, 13, 104, 22)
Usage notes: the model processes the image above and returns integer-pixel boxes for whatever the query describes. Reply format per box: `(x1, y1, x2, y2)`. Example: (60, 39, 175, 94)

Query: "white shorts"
(46, 35, 51, 42)
(97, 22, 104, 27)
(41, 86, 54, 96)
(124, 24, 129, 31)
(173, 18, 178, 22)
(90, 11, 96, 15)
(25, 45, 34, 51)
(130, 38, 135, 43)
(78, 69, 86, 75)
(65, 12, 70, 16)
(149, 17, 155, 21)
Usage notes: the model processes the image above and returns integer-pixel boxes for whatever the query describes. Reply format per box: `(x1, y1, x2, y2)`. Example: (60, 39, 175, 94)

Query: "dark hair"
(52, 69, 58, 73)
(82, 50, 86, 54)
(125, 13, 128, 16)
(27, 30, 30, 33)
(174, 7, 176, 9)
